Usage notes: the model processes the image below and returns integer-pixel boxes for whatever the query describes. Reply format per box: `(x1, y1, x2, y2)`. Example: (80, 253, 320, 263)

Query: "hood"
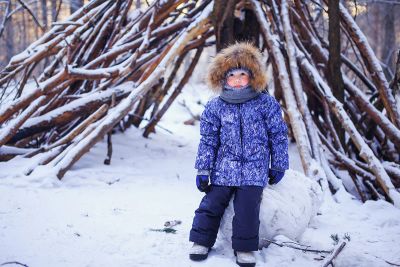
(205, 41, 268, 94)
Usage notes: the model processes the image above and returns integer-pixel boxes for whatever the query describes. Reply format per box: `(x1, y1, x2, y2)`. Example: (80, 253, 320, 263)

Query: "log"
(252, 0, 326, 185)
(339, 3, 400, 128)
(220, 169, 323, 247)
(298, 52, 400, 207)
(11, 86, 131, 142)
(50, 4, 213, 179)
(0, 96, 48, 147)
(281, 0, 320, 161)
(143, 46, 203, 137)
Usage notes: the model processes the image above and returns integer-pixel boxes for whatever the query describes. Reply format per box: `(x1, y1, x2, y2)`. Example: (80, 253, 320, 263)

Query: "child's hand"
(196, 170, 210, 193)
(268, 169, 285, 185)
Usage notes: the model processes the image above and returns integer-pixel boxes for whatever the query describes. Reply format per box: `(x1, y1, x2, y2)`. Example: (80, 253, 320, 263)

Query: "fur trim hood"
(206, 42, 268, 93)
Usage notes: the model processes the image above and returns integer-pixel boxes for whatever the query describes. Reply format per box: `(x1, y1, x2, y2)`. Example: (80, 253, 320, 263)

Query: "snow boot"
(189, 243, 211, 261)
(234, 251, 256, 267)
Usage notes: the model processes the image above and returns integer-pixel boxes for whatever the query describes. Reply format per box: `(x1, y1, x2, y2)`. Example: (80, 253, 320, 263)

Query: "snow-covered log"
(298, 53, 400, 208)
(338, 2, 400, 128)
(219, 169, 323, 248)
(280, 0, 320, 162)
(48, 3, 213, 179)
(252, 0, 322, 183)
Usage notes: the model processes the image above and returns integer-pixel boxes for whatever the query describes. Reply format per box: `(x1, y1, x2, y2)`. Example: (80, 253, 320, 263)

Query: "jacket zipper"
(239, 103, 243, 180)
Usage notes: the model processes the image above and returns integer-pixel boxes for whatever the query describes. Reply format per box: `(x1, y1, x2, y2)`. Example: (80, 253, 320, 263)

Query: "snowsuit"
(189, 42, 289, 252)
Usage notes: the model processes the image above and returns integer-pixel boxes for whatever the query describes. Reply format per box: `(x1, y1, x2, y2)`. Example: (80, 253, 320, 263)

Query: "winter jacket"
(194, 41, 289, 186)
(194, 92, 289, 187)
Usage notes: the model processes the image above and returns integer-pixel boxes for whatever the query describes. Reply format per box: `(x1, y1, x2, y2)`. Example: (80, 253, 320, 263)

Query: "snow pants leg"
(189, 185, 234, 247)
(231, 186, 263, 252)
(189, 185, 263, 251)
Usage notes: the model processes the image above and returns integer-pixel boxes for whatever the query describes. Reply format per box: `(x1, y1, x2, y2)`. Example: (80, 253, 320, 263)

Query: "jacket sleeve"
(194, 99, 221, 171)
(266, 96, 289, 171)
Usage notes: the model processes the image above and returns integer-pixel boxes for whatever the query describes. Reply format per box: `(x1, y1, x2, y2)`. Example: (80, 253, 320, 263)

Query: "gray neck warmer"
(219, 84, 260, 104)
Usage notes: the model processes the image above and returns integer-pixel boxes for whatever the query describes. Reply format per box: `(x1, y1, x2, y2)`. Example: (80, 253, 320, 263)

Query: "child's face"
(226, 70, 250, 89)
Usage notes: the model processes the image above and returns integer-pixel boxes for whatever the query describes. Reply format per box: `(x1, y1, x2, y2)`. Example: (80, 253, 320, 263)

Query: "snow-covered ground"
(1, 83, 400, 267)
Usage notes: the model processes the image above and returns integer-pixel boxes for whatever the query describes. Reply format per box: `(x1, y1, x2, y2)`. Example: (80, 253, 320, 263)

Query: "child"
(188, 42, 289, 267)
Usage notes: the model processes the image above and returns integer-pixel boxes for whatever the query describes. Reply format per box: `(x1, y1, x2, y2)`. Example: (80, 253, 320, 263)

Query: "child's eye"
(241, 73, 245, 75)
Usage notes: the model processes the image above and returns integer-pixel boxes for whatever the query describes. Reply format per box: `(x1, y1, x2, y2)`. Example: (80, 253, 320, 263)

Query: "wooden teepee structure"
(0, 0, 399, 206)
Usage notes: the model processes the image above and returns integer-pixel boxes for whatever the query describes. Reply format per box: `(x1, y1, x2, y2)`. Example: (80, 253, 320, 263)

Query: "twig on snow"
(321, 241, 347, 267)
(1, 261, 29, 267)
(262, 238, 333, 254)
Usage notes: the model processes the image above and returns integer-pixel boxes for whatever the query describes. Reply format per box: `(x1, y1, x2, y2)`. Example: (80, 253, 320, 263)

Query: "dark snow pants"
(189, 185, 263, 252)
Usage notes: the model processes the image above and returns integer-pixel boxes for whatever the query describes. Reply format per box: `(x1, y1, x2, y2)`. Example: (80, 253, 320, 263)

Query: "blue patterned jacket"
(194, 92, 289, 187)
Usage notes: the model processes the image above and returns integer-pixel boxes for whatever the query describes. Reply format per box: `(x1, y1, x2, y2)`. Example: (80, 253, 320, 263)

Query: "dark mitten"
(196, 170, 210, 192)
(268, 169, 285, 185)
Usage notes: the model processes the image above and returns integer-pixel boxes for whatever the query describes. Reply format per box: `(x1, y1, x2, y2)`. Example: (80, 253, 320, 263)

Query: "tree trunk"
(70, 0, 84, 14)
(212, 0, 236, 51)
(5, 1, 14, 63)
(327, 0, 345, 146)
(41, 0, 48, 30)
(381, 4, 395, 78)
(51, 0, 58, 22)
(234, 7, 260, 47)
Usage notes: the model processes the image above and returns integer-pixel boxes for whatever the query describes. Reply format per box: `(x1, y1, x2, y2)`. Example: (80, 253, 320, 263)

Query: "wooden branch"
(0, 66, 70, 126)
(253, 0, 325, 184)
(0, 96, 48, 147)
(338, 3, 400, 128)
(50, 4, 213, 179)
(290, 6, 400, 153)
(148, 49, 189, 123)
(12, 86, 130, 142)
(0, 261, 29, 267)
(104, 94, 115, 165)
(321, 241, 347, 267)
(142, 30, 211, 132)
(143, 45, 203, 137)
(343, 77, 400, 150)
(261, 238, 332, 254)
(23, 104, 109, 159)
(0, 145, 34, 161)
(341, 55, 376, 93)
(319, 132, 375, 181)
(281, 0, 320, 161)
(52, 22, 84, 26)
(298, 52, 400, 207)
(16, 0, 45, 31)
(0, 0, 11, 38)
(67, 65, 120, 80)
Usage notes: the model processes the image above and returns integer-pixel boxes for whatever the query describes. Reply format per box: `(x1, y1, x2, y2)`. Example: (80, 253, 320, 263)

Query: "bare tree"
(70, 0, 83, 14)
(327, 0, 345, 144)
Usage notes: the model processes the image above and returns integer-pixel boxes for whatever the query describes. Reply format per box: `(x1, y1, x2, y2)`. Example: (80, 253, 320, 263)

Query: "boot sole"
(189, 248, 211, 261)
(189, 253, 208, 261)
(236, 261, 256, 267)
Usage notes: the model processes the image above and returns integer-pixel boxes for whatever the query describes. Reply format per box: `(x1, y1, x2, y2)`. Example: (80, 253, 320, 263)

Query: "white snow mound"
(219, 169, 323, 248)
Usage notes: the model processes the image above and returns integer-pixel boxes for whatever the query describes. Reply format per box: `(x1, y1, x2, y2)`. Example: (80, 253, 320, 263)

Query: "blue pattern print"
(194, 93, 289, 187)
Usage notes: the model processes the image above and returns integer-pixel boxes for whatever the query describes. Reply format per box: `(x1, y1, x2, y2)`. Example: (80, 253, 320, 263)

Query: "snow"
(0, 145, 35, 155)
(1, 83, 400, 267)
(221, 169, 324, 245)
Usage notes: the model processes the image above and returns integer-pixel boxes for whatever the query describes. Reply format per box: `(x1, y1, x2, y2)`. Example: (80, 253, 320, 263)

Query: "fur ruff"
(206, 41, 268, 93)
